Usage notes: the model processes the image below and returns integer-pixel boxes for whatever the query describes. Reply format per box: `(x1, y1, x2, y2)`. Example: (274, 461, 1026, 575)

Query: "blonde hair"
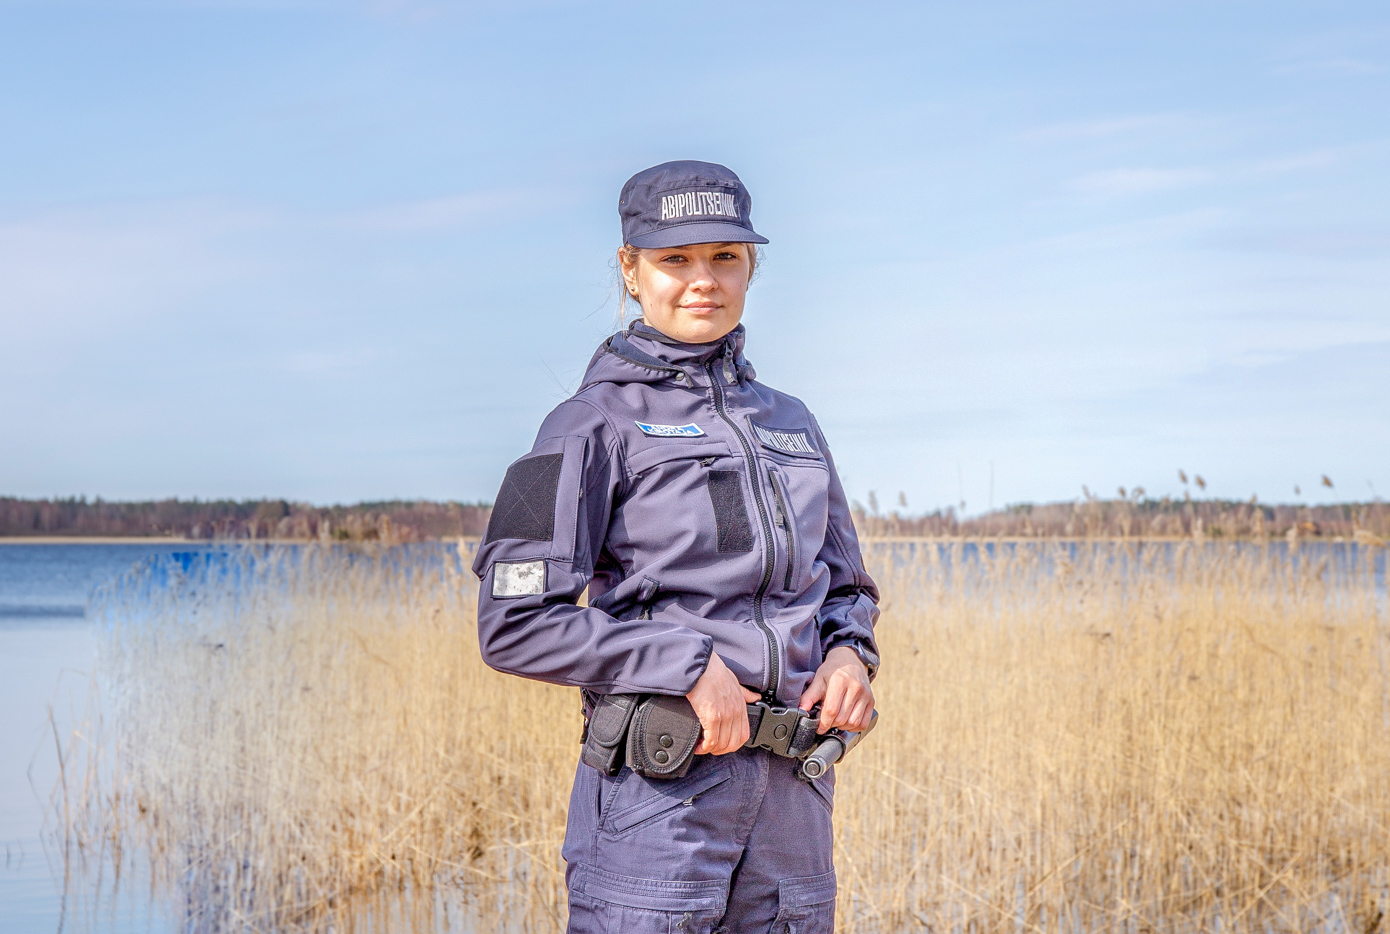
(615, 243, 761, 327)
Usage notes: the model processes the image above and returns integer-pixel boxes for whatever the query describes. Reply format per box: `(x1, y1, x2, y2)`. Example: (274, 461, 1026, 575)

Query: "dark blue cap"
(619, 160, 769, 249)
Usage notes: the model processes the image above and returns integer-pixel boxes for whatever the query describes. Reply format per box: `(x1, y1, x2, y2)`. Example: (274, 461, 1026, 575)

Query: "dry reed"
(55, 540, 1389, 932)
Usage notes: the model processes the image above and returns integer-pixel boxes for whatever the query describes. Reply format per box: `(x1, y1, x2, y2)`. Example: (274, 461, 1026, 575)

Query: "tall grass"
(56, 540, 1389, 932)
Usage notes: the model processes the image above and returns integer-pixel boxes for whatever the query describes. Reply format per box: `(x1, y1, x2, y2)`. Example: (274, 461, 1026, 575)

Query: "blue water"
(0, 542, 471, 933)
(0, 543, 193, 934)
(865, 538, 1388, 595)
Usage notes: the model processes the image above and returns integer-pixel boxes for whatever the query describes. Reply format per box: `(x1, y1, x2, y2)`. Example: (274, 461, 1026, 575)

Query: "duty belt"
(581, 692, 877, 782)
(743, 700, 821, 759)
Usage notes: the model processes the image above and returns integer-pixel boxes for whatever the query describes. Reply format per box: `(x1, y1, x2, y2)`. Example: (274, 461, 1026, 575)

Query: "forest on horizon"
(2, 494, 1386, 542)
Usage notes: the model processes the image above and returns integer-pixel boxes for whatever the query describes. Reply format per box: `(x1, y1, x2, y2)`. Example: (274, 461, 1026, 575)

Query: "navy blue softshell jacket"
(471, 322, 880, 705)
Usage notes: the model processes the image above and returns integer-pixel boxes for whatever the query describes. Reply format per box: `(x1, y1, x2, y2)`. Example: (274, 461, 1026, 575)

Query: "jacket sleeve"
(810, 416, 881, 674)
(471, 398, 713, 695)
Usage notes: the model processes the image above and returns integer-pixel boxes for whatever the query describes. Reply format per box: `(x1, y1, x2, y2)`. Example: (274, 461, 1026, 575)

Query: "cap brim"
(627, 222, 769, 249)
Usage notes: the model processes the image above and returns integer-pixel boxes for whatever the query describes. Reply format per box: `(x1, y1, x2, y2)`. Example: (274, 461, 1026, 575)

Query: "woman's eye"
(660, 254, 687, 264)
(714, 252, 737, 261)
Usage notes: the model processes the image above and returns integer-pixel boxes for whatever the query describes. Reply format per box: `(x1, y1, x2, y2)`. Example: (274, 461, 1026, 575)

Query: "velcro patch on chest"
(750, 421, 818, 457)
(635, 421, 705, 438)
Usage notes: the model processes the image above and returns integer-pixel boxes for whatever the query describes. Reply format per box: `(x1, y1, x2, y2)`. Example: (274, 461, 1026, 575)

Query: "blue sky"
(2, 1, 1386, 513)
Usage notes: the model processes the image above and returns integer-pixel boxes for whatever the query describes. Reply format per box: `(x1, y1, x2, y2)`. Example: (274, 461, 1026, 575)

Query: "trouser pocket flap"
(779, 869, 837, 908)
(606, 766, 732, 834)
(578, 866, 728, 913)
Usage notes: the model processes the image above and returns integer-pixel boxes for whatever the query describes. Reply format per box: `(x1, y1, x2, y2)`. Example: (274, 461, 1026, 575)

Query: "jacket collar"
(625, 320, 743, 366)
(579, 321, 756, 390)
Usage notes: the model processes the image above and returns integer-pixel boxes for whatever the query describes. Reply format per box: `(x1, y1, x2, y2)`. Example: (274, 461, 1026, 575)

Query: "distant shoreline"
(1, 536, 225, 545)
(0, 536, 481, 546)
(3, 495, 1385, 542)
(0, 534, 1380, 546)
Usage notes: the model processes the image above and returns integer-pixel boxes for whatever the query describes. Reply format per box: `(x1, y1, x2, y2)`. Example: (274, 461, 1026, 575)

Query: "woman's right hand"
(686, 653, 759, 755)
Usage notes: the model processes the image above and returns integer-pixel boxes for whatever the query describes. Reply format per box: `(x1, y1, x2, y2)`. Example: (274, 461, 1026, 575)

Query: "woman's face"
(620, 242, 752, 344)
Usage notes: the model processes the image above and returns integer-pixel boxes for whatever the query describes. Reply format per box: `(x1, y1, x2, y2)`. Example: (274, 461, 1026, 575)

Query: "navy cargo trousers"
(563, 748, 838, 933)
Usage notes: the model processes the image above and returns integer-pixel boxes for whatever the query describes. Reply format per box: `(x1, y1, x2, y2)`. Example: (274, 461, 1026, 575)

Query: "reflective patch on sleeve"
(492, 560, 546, 598)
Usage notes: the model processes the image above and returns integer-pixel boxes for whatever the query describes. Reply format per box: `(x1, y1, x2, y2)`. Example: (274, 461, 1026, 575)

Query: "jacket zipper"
(706, 361, 780, 701)
(767, 467, 795, 592)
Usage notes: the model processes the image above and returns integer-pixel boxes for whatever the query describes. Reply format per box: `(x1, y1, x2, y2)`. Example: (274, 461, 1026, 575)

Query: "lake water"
(0, 543, 194, 934)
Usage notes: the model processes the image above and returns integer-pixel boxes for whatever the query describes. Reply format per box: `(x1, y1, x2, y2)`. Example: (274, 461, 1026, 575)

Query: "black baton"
(798, 710, 878, 780)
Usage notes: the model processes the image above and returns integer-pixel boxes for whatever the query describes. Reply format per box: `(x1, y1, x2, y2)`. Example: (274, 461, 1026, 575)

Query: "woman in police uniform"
(472, 161, 880, 934)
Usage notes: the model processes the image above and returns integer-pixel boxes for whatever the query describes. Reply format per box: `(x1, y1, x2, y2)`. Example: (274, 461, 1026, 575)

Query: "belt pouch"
(626, 694, 703, 780)
(581, 693, 638, 776)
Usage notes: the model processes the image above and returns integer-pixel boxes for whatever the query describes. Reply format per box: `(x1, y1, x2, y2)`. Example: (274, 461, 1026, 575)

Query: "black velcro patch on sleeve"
(485, 453, 564, 543)
(706, 470, 754, 553)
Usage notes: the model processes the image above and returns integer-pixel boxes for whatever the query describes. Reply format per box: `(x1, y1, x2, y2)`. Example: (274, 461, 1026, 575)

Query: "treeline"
(0, 497, 491, 542)
(852, 495, 1390, 541)
(5, 494, 1388, 543)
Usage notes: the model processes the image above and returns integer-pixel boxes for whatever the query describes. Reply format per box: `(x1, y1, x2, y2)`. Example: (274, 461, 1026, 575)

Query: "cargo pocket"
(572, 867, 728, 934)
(625, 441, 742, 559)
(807, 767, 834, 817)
(771, 870, 837, 934)
(604, 765, 733, 836)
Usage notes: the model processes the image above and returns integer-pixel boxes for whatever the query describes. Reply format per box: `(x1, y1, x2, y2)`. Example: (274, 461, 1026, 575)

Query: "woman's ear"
(619, 248, 640, 297)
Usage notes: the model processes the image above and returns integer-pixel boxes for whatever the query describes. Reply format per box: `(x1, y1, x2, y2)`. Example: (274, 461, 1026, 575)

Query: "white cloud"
(277, 348, 381, 375)
(0, 200, 253, 339)
(1023, 113, 1189, 142)
(1273, 57, 1389, 76)
(0, 186, 561, 343)
(1067, 167, 1214, 197)
(1252, 149, 1344, 174)
(341, 188, 558, 233)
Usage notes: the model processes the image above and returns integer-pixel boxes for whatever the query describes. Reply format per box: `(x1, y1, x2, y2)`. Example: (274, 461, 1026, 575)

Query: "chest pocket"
(623, 441, 745, 557)
(750, 422, 830, 592)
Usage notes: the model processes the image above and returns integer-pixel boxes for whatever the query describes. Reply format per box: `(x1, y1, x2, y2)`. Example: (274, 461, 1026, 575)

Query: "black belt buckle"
(746, 702, 818, 758)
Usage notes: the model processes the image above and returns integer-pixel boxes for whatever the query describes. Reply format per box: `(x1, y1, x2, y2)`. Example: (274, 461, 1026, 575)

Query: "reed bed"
(56, 540, 1389, 933)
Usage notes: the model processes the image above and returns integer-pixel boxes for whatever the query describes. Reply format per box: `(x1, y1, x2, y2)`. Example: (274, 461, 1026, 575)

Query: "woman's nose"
(688, 263, 717, 291)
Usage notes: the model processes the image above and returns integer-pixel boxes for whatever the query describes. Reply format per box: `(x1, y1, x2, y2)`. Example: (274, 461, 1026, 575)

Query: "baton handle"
(798, 709, 878, 780)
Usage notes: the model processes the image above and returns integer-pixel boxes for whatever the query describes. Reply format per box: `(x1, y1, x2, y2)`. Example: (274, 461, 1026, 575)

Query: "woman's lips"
(681, 303, 720, 313)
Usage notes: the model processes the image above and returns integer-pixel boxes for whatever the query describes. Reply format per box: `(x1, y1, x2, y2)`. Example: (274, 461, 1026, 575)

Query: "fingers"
(817, 673, 848, 733)
(842, 693, 874, 732)
(697, 702, 748, 755)
(798, 671, 827, 714)
(817, 670, 875, 733)
(686, 654, 754, 756)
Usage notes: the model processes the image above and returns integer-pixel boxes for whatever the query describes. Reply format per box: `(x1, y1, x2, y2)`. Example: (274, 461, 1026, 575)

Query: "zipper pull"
(637, 576, 660, 604)
(768, 468, 786, 527)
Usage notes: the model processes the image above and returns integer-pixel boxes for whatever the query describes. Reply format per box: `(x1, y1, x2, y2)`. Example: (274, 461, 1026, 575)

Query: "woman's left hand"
(798, 646, 875, 734)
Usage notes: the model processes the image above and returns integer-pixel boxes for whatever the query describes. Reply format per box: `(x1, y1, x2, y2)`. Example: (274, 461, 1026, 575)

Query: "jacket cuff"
(825, 636, 879, 681)
(672, 635, 714, 695)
